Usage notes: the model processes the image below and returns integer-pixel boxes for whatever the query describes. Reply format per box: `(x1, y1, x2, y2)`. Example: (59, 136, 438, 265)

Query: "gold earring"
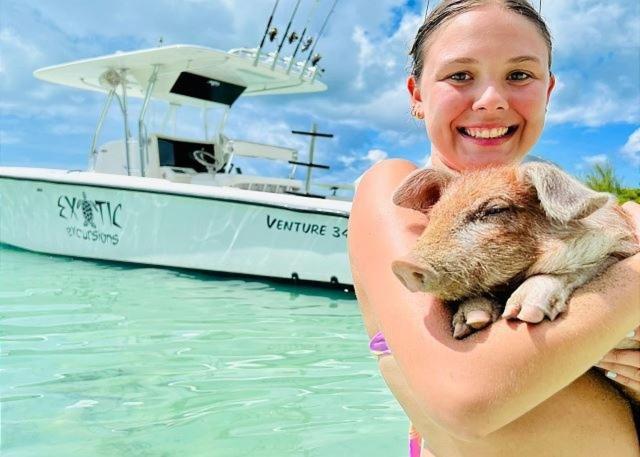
(411, 105, 424, 120)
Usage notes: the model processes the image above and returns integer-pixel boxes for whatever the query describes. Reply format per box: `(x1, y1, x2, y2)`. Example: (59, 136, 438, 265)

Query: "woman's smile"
(457, 125, 519, 146)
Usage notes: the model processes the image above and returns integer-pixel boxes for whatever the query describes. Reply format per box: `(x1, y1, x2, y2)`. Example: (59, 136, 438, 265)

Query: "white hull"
(0, 168, 353, 286)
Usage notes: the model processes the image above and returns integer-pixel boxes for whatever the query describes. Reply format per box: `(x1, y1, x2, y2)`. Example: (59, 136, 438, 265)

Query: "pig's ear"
(519, 162, 613, 222)
(392, 168, 453, 212)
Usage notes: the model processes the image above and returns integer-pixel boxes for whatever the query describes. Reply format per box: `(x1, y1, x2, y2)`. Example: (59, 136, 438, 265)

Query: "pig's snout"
(391, 257, 436, 292)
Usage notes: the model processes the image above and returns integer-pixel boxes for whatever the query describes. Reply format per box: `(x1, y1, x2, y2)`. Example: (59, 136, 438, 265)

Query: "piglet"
(391, 162, 639, 341)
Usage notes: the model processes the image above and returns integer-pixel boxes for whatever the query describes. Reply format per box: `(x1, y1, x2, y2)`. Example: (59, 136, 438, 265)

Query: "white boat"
(0, 41, 354, 288)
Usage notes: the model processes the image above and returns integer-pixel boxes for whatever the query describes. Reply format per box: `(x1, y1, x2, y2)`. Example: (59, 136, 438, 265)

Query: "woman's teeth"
(462, 127, 510, 139)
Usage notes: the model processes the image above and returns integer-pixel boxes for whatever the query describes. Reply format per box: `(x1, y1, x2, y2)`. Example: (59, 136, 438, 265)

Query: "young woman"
(348, 1, 640, 456)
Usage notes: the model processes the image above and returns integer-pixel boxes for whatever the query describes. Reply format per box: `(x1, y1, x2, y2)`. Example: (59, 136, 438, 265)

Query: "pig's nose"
(391, 258, 435, 292)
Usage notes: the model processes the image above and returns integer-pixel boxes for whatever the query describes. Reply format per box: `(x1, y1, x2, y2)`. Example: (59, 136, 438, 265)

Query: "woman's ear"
(407, 75, 422, 105)
(546, 73, 556, 104)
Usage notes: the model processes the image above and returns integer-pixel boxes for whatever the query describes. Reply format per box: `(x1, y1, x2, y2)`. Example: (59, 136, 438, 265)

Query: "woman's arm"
(348, 159, 640, 440)
(595, 201, 640, 400)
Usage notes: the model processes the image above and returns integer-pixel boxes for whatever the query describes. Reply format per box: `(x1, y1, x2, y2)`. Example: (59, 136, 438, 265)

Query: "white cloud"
(583, 154, 608, 166)
(547, 77, 639, 127)
(621, 127, 640, 166)
(0, 27, 42, 61)
(365, 148, 387, 163)
(337, 155, 357, 167)
(543, 1, 640, 126)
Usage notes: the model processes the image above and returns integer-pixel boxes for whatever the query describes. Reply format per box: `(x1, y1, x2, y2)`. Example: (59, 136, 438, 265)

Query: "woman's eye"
(508, 71, 531, 81)
(449, 72, 471, 82)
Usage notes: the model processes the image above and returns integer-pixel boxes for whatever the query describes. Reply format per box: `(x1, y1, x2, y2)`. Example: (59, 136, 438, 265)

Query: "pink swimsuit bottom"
(369, 331, 422, 457)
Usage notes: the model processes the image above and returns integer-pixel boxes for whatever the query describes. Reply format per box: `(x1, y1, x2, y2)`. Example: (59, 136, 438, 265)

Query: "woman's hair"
(409, 0, 553, 80)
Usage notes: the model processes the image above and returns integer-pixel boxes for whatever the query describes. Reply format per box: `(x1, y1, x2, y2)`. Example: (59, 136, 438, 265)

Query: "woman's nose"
(472, 85, 509, 112)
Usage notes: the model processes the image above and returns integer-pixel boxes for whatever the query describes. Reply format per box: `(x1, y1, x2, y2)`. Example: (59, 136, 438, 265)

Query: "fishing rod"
(299, 0, 339, 79)
(254, 0, 281, 66)
(287, 0, 320, 74)
(271, 0, 303, 70)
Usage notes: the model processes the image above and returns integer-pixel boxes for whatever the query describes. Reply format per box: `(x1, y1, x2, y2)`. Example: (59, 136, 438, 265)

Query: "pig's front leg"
(503, 273, 583, 323)
(452, 296, 503, 339)
(504, 258, 620, 323)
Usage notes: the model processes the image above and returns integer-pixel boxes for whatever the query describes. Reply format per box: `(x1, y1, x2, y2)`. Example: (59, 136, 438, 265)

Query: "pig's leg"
(503, 275, 571, 323)
(503, 259, 618, 323)
(452, 296, 503, 339)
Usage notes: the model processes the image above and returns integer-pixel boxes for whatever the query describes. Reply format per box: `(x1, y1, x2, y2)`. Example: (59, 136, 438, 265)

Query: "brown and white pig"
(391, 161, 639, 341)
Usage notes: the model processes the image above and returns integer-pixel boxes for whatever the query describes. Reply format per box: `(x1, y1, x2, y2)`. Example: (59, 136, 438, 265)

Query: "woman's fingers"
(596, 360, 639, 382)
(596, 366, 640, 393)
(596, 346, 640, 394)
(599, 348, 640, 368)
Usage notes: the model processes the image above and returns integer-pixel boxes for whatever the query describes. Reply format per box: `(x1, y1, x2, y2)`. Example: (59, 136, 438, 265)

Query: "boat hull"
(0, 169, 353, 286)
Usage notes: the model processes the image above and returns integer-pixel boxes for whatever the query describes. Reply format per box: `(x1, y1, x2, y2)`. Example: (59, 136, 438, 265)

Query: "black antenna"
(254, 0, 281, 66)
(271, 0, 303, 70)
(300, 0, 339, 79)
(425, 0, 431, 15)
(538, 0, 542, 14)
(287, 0, 320, 74)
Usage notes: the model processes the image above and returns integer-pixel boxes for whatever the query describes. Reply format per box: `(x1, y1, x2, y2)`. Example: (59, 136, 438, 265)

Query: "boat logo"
(57, 192, 123, 246)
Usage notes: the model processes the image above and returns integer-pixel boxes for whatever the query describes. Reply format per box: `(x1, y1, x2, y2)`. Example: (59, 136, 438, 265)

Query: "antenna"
(299, 0, 339, 79)
(538, 0, 542, 14)
(287, 0, 320, 74)
(271, 0, 303, 70)
(254, 0, 281, 66)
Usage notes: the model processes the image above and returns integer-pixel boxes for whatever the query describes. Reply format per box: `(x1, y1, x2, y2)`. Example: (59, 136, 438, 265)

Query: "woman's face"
(408, 4, 555, 171)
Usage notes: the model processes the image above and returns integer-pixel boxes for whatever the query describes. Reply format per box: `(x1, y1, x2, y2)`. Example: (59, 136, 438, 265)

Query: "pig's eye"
(473, 205, 512, 221)
(483, 206, 509, 216)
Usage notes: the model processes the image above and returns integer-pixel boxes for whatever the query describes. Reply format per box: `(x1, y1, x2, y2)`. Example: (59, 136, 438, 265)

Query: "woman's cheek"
(513, 84, 548, 119)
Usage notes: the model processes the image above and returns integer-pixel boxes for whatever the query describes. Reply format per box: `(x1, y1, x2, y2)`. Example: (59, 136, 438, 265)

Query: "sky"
(1, 0, 639, 188)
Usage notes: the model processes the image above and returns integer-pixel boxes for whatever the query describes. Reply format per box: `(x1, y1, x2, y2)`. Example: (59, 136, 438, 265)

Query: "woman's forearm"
(448, 253, 640, 437)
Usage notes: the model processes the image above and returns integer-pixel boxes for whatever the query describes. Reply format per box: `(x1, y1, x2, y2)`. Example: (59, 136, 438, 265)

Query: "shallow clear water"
(0, 245, 406, 456)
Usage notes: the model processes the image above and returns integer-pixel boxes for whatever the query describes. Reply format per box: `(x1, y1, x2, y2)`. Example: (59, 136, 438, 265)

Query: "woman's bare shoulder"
(354, 159, 418, 201)
(350, 159, 426, 248)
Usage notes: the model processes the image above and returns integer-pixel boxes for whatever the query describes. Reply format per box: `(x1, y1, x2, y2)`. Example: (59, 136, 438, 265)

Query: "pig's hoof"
(502, 303, 521, 320)
(452, 297, 501, 339)
(517, 306, 545, 323)
(453, 321, 473, 339)
(506, 275, 570, 323)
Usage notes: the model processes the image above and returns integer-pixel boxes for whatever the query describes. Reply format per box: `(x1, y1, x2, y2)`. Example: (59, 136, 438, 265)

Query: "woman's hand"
(595, 327, 640, 398)
(594, 201, 640, 397)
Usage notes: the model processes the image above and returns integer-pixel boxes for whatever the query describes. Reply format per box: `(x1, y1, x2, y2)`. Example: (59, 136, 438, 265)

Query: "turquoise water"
(0, 245, 406, 456)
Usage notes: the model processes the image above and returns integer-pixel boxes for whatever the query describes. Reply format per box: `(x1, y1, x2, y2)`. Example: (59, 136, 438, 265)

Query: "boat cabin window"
(157, 137, 216, 173)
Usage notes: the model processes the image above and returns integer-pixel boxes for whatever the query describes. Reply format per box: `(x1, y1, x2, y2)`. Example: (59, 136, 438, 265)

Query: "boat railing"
(227, 47, 319, 80)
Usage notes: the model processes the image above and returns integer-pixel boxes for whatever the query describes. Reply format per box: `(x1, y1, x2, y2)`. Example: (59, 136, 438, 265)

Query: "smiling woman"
(408, 1, 554, 172)
(349, 1, 640, 456)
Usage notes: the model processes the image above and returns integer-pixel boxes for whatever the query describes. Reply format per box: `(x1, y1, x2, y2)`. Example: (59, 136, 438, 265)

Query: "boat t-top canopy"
(33, 45, 327, 108)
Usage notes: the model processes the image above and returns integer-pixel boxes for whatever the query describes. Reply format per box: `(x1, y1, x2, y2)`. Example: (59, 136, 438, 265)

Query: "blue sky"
(1, 0, 639, 187)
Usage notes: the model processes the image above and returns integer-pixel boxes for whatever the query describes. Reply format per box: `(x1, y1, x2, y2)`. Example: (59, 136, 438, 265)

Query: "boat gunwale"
(0, 170, 351, 218)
